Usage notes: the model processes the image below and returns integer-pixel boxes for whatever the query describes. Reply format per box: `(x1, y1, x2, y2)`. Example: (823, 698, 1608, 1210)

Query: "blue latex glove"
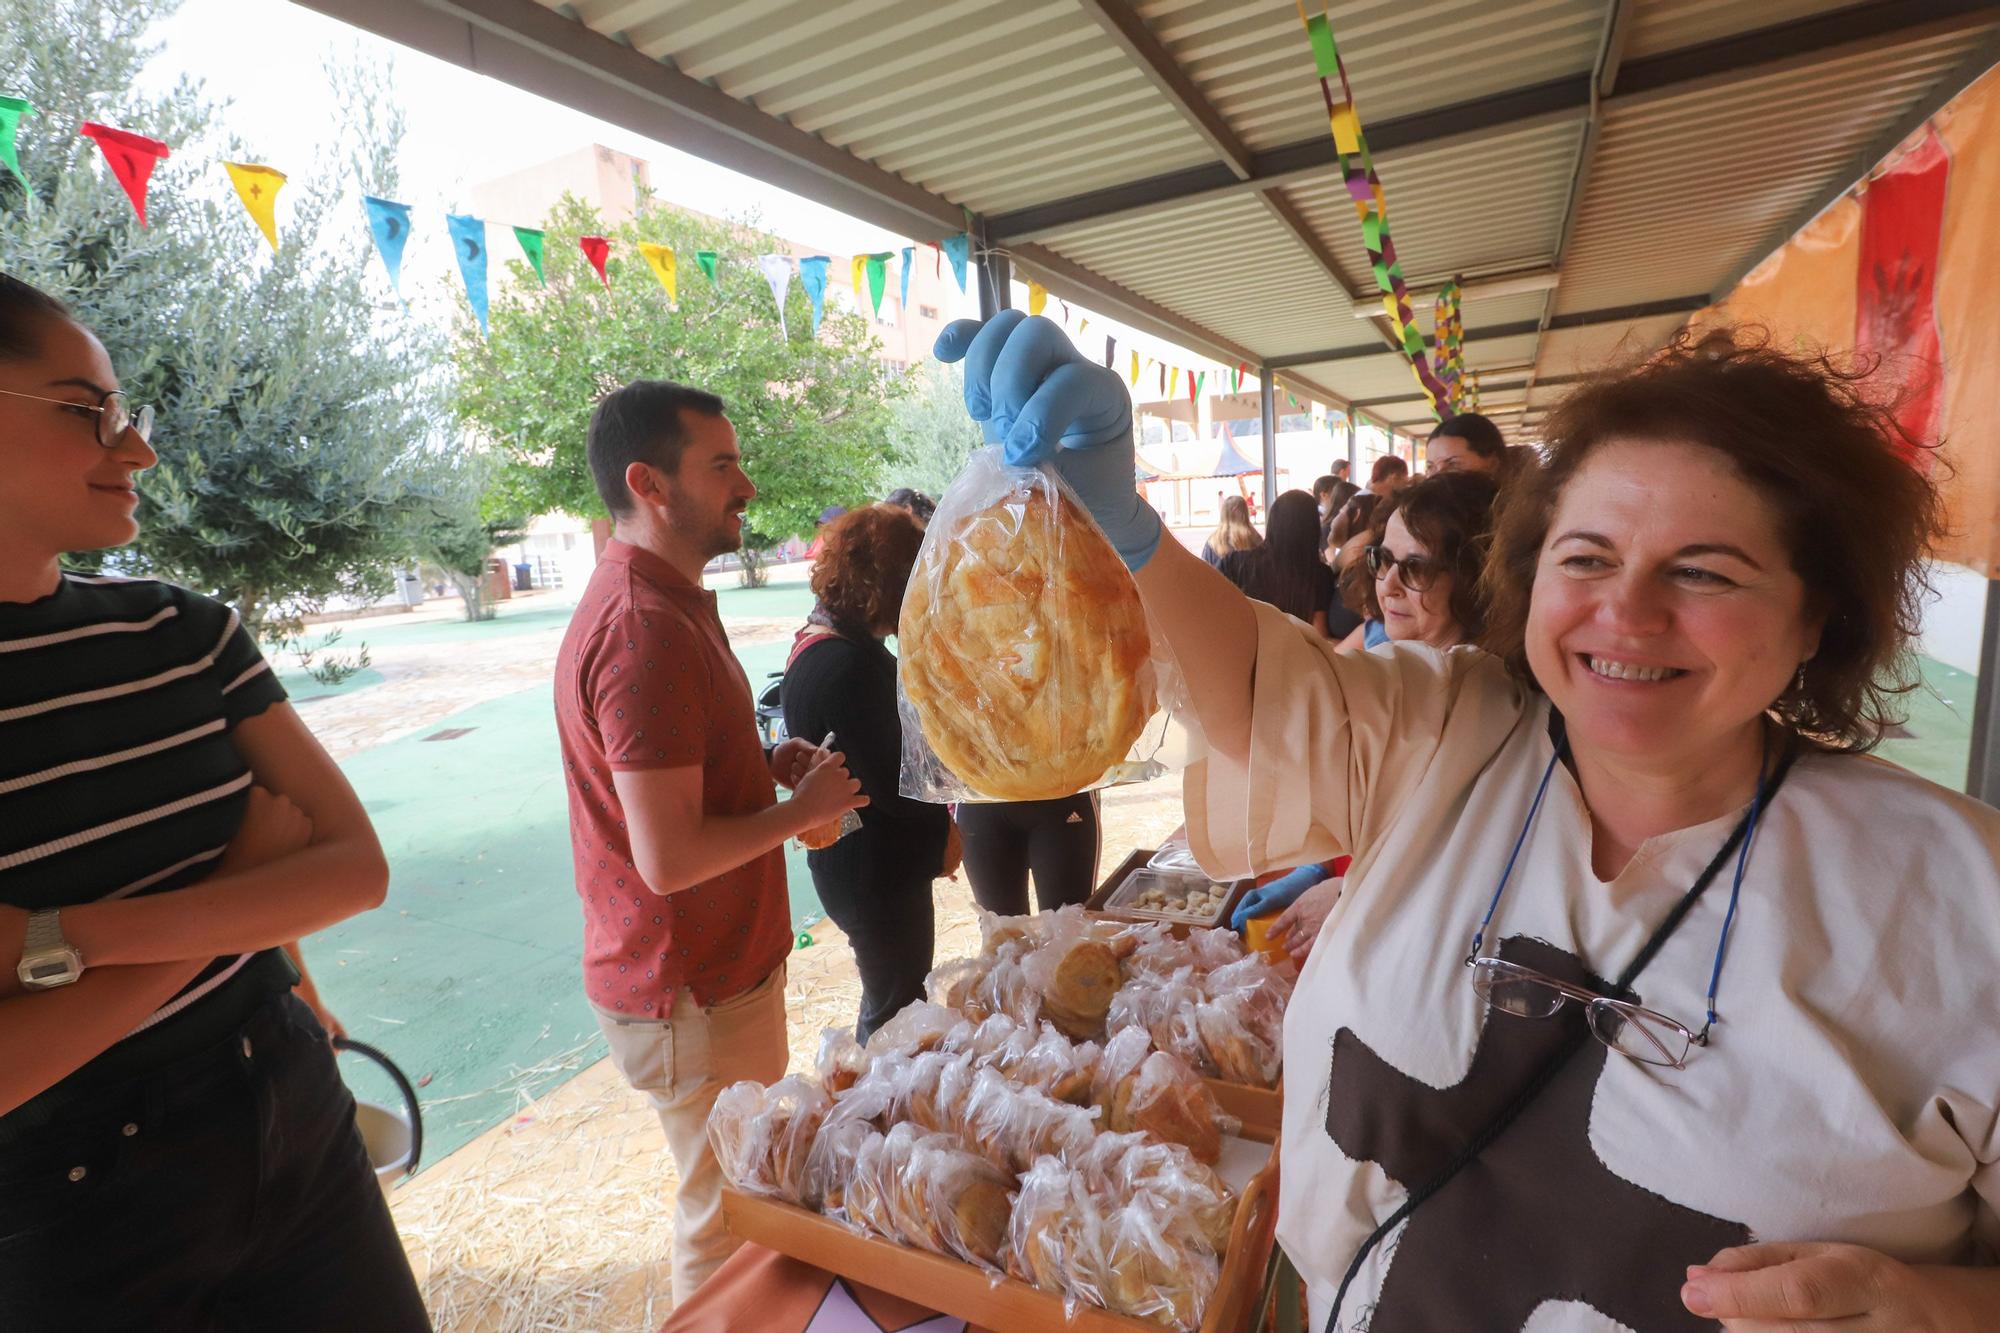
(1229, 863, 1330, 933)
(934, 312, 1163, 570)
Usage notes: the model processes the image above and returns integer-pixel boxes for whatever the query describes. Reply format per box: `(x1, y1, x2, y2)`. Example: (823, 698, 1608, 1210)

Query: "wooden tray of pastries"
(721, 1129, 1277, 1333)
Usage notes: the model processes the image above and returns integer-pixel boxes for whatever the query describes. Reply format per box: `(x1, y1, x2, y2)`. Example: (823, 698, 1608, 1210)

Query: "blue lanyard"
(1467, 723, 1775, 1041)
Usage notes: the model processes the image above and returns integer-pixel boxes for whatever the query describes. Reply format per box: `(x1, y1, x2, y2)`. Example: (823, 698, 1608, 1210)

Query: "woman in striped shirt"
(0, 274, 429, 1329)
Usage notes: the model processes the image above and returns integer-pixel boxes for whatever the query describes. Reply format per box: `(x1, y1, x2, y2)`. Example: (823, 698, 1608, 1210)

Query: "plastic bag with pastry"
(1092, 1026, 1231, 1162)
(1107, 967, 1217, 1075)
(815, 1027, 868, 1095)
(1006, 1155, 1080, 1294)
(975, 906, 1047, 956)
(1015, 1021, 1099, 1106)
(1019, 907, 1125, 1040)
(703, 1075, 831, 1203)
(896, 446, 1169, 803)
(960, 1066, 1100, 1173)
(968, 951, 1044, 1026)
(1074, 1131, 1236, 1255)
(1192, 953, 1292, 1087)
(861, 1000, 963, 1063)
(923, 955, 994, 1013)
(1087, 1190, 1221, 1332)
(905, 1128, 1018, 1273)
(839, 1128, 899, 1241)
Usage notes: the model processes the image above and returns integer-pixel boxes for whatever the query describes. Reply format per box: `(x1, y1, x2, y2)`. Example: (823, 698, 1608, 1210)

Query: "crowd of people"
(4, 270, 1995, 1333)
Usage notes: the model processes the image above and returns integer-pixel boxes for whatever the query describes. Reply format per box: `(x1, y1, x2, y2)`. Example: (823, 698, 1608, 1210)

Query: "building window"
(919, 304, 939, 319)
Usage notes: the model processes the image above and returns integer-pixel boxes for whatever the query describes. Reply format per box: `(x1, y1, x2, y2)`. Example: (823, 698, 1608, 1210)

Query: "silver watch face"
(19, 948, 82, 988)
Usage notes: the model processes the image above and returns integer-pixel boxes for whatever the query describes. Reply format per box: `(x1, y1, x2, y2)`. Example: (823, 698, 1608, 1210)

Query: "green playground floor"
(302, 584, 1977, 1166)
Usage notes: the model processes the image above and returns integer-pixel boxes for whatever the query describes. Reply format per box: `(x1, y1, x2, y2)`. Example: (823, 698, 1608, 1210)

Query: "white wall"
(1918, 561, 1987, 677)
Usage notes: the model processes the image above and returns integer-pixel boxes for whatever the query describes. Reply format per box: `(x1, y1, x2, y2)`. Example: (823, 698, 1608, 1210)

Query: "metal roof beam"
(990, 0, 2000, 244)
(1265, 296, 1708, 369)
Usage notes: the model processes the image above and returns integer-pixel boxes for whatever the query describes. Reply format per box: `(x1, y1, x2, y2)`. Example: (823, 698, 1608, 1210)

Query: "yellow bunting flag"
(1170, 367, 1181, 398)
(637, 241, 677, 302)
(1129, 350, 1140, 385)
(1028, 281, 1047, 316)
(223, 161, 285, 252)
(851, 255, 868, 305)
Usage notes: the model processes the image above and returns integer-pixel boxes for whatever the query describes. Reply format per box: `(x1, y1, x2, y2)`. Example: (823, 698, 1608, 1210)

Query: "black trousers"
(0, 993, 430, 1332)
(811, 862, 937, 1043)
(957, 792, 1102, 917)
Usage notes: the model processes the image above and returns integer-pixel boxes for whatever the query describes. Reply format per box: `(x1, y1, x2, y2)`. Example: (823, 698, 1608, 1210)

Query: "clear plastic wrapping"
(1091, 1027, 1235, 1163)
(1018, 906, 1127, 1040)
(705, 1075, 832, 1206)
(897, 448, 1174, 804)
(841, 1122, 1016, 1274)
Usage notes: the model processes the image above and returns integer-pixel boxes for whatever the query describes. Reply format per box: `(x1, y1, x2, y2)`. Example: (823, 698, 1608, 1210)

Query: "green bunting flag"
(696, 250, 719, 286)
(513, 226, 547, 286)
(863, 252, 890, 316)
(0, 96, 32, 195)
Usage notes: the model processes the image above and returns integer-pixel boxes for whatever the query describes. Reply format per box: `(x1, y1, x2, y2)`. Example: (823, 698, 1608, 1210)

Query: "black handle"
(332, 1035, 424, 1173)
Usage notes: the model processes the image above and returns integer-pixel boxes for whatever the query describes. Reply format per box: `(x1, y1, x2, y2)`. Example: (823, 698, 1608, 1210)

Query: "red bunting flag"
(78, 122, 170, 227)
(579, 235, 611, 290)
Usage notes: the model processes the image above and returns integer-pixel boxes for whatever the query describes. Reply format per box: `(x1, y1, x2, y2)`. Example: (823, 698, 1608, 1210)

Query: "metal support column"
(1346, 412, 1359, 477)
(974, 219, 1011, 320)
(1259, 366, 1278, 509)
(1965, 580, 2000, 804)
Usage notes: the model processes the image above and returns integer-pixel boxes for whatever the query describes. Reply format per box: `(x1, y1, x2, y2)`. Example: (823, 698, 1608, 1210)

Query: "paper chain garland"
(1297, 3, 1454, 418)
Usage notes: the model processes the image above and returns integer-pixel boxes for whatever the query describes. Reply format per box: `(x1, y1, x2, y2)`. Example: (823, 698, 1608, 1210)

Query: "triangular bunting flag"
(941, 233, 970, 292)
(362, 195, 413, 297)
(850, 255, 868, 309)
(513, 226, 547, 286)
(79, 122, 170, 227)
(1028, 281, 1047, 316)
(1170, 367, 1180, 398)
(696, 250, 719, 286)
(757, 253, 793, 340)
(1061, 300, 1072, 324)
(446, 213, 490, 335)
(638, 241, 677, 302)
(899, 245, 914, 311)
(799, 255, 830, 334)
(864, 253, 889, 317)
(0, 97, 34, 196)
(1129, 351, 1140, 386)
(1104, 335, 1115, 368)
(223, 162, 285, 252)
(579, 235, 612, 290)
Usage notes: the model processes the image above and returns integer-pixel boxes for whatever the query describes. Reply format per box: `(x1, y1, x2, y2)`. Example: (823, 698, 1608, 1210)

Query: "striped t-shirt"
(0, 572, 296, 1095)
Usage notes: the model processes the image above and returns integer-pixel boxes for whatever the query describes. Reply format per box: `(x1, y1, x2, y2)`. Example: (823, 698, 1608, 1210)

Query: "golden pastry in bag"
(900, 482, 1154, 801)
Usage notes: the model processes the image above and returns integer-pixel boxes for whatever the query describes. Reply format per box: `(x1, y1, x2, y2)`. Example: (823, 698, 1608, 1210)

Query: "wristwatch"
(17, 909, 84, 990)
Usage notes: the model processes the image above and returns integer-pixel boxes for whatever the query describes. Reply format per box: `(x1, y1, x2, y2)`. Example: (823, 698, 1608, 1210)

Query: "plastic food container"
(1103, 867, 1235, 928)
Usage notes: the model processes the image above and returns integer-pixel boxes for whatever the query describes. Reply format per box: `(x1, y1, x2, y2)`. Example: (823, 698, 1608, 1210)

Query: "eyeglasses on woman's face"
(1365, 542, 1443, 592)
(1467, 955, 1700, 1068)
(0, 387, 156, 448)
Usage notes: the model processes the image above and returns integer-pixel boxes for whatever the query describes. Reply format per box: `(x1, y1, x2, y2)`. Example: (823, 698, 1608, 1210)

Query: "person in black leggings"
(955, 792, 1102, 916)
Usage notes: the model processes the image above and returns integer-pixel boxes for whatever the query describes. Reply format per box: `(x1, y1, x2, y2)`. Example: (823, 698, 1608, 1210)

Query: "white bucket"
(355, 1097, 415, 1198)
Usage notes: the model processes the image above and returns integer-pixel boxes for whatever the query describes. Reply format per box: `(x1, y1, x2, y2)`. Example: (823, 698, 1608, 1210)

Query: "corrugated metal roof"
(1555, 25, 1993, 314)
(1138, 0, 1606, 151)
(315, 0, 1999, 429)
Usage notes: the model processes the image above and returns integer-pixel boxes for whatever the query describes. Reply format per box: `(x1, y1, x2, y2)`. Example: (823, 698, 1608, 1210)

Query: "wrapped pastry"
(816, 1027, 868, 1095)
(1022, 910, 1125, 1040)
(705, 1075, 832, 1205)
(1080, 1190, 1220, 1331)
(1193, 954, 1292, 1088)
(925, 956, 995, 1012)
(959, 1066, 1100, 1174)
(1007, 1155, 1079, 1292)
(1077, 1131, 1236, 1254)
(849, 1123, 1015, 1274)
(1108, 967, 1217, 1075)
(1092, 1027, 1232, 1163)
(897, 450, 1157, 802)
(863, 1000, 963, 1062)
(977, 907, 1046, 955)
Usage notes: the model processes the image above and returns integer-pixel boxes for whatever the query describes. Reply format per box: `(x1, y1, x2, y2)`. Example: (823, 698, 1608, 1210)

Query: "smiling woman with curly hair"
(782, 505, 953, 1039)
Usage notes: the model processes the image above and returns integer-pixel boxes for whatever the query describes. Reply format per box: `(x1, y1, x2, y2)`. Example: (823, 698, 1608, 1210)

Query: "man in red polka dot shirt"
(553, 380, 867, 1303)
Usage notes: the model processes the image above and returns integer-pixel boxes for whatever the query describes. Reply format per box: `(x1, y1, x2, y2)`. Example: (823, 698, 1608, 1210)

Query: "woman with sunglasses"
(940, 311, 1999, 1332)
(1241, 472, 1504, 961)
(0, 274, 428, 1328)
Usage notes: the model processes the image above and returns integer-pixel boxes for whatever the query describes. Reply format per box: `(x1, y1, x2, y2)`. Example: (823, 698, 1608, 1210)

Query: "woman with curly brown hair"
(782, 505, 954, 1040)
(940, 312, 2000, 1333)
